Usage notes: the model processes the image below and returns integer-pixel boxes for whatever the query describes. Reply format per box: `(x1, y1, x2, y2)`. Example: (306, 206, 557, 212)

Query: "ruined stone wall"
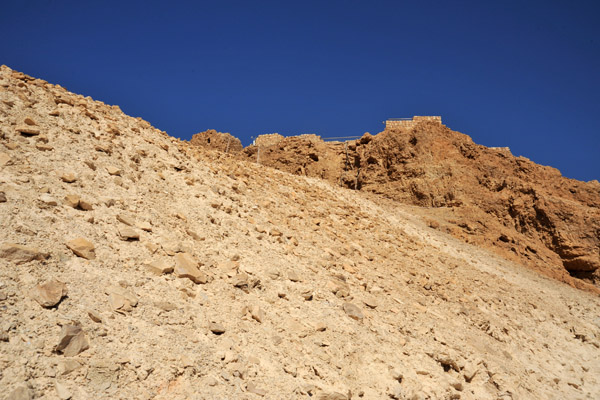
(385, 116, 442, 130)
(254, 133, 322, 147)
(254, 133, 284, 147)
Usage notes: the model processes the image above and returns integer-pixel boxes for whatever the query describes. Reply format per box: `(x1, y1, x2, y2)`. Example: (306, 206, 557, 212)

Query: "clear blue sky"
(2, 0, 598, 181)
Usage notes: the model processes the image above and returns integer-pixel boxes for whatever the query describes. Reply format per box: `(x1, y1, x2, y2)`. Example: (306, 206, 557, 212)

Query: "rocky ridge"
(191, 122, 600, 290)
(1, 66, 600, 399)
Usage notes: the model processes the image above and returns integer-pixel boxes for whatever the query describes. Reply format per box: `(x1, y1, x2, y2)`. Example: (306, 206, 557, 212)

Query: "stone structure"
(254, 133, 321, 147)
(385, 116, 442, 130)
(254, 133, 285, 147)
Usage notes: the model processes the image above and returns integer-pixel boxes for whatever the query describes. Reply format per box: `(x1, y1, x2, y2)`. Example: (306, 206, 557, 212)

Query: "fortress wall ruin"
(385, 116, 442, 130)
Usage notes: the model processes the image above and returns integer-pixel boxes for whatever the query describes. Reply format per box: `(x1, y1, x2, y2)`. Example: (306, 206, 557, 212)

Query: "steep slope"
(1, 66, 600, 400)
(210, 122, 600, 290)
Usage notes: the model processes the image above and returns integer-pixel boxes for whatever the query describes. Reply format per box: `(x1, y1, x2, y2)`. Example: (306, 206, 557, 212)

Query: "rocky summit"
(1, 65, 599, 399)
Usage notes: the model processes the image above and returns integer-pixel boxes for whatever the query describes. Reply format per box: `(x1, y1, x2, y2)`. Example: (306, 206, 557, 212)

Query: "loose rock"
(32, 279, 68, 308)
(0, 243, 49, 264)
(174, 253, 207, 284)
(55, 381, 72, 400)
(144, 260, 174, 275)
(16, 125, 40, 136)
(65, 238, 95, 259)
(60, 173, 77, 183)
(6, 385, 32, 400)
(106, 166, 121, 176)
(64, 194, 80, 208)
(342, 302, 364, 321)
(119, 227, 140, 241)
(106, 285, 138, 313)
(209, 322, 226, 335)
(55, 325, 89, 357)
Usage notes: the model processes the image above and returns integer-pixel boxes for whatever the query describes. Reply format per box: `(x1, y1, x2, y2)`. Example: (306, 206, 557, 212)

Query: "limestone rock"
(288, 271, 301, 282)
(55, 325, 89, 357)
(60, 172, 77, 183)
(363, 296, 378, 309)
(317, 392, 348, 400)
(87, 360, 120, 391)
(36, 143, 53, 151)
(32, 279, 68, 308)
(342, 302, 364, 321)
(0, 191, 6, 202)
(106, 285, 138, 313)
(16, 125, 40, 136)
(137, 220, 152, 232)
(250, 305, 265, 323)
(0, 152, 11, 167)
(65, 238, 95, 259)
(78, 199, 94, 211)
(0, 243, 49, 264)
(209, 322, 226, 335)
(64, 194, 80, 208)
(87, 309, 102, 323)
(57, 359, 82, 375)
(106, 166, 121, 176)
(6, 385, 32, 400)
(117, 214, 135, 226)
(39, 194, 58, 207)
(246, 382, 267, 397)
(119, 227, 140, 241)
(55, 381, 72, 400)
(174, 253, 207, 284)
(144, 260, 174, 275)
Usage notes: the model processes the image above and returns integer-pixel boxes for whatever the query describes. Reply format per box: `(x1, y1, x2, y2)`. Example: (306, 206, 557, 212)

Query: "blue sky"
(2, 0, 598, 181)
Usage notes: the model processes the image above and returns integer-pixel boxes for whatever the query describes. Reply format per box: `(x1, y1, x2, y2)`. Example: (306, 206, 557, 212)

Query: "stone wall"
(254, 133, 284, 147)
(254, 133, 322, 147)
(385, 116, 442, 130)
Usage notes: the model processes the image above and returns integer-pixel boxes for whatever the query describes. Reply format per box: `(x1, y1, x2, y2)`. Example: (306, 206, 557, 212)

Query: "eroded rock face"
(219, 124, 600, 288)
(190, 129, 243, 153)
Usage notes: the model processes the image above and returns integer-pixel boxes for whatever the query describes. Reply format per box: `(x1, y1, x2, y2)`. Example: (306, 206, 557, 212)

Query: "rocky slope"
(197, 122, 600, 290)
(2, 66, 600, 400)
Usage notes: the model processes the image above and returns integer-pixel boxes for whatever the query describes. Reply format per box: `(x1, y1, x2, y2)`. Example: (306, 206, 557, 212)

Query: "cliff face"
(214, 122, 600, 289)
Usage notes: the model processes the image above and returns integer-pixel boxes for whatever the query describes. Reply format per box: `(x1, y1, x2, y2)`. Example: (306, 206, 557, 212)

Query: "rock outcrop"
(213, 122, 600, 288)
(190, 129, 242, 153)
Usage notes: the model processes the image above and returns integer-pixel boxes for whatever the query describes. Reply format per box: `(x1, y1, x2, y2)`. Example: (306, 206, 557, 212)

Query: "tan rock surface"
(65, 238, 95, 259)
(31, 279, 67, 307)
(1, 65, 599, 399)
(0, 243, 49, 264)
(55, 324, 89, 357)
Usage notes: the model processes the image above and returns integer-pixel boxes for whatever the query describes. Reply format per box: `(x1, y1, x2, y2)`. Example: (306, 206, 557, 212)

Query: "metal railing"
(322, 135, 362, 142)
